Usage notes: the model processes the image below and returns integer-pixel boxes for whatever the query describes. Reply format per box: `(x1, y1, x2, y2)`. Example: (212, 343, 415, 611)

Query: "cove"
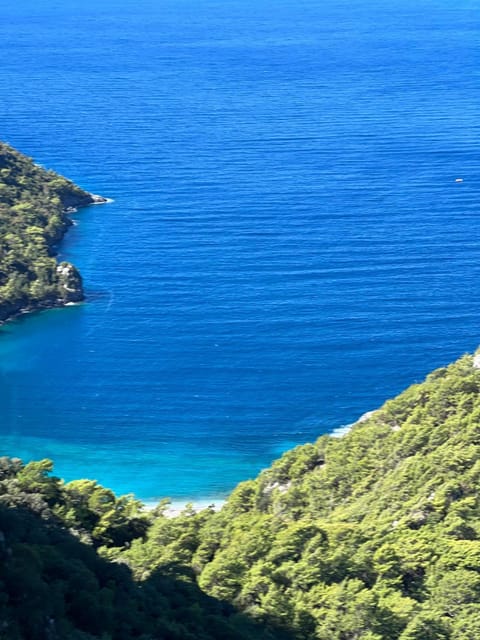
(1, 0, 479, 501)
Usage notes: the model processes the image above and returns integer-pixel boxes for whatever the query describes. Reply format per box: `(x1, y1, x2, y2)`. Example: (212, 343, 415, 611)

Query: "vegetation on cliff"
(2, 143, 479, 637)
(2, 352, 480, 638)
(0, 459, 286, 640)
(122, 352, 480, 639)
(0, 142, 100, 322)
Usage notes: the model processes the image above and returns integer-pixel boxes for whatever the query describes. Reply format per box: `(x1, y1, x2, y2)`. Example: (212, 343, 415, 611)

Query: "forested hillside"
(123, 352, 480, 639)
(2, 143, 480, 638)
(0, 142, 102, 322)
(0, 459, 284, 640)
(2, 353, 480, 638)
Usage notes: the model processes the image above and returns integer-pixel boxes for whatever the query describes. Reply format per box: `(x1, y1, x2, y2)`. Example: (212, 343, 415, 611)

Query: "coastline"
(142, 409, 378, 518)
(331, 409, 377, 438)
(0, 193, 108, 327)
(143, 498, 227, 518)
(146, 409, 379, 518)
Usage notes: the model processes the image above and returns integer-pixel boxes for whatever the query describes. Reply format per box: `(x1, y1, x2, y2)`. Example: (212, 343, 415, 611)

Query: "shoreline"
(142, 409, 378, 519)
(0, 193, 108, 328)
(331, 409, 377, 438)
(143, 498, 227, 517)
(0, 299, 85, 329)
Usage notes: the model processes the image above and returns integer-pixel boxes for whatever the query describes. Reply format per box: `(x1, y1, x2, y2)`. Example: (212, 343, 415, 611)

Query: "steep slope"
(2, 143, 480, 639)
(0, 142, 104, 322)
(0, 459, 287, 640)
(2, 350, 480, 639)
(124, 352, 480, 640)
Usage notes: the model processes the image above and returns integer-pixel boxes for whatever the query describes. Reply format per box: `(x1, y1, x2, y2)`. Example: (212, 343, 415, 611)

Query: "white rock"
(357, 410, 376, 423)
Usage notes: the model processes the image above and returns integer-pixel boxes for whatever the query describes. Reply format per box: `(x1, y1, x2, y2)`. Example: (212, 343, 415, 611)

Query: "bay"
(0, 0, 479, 500)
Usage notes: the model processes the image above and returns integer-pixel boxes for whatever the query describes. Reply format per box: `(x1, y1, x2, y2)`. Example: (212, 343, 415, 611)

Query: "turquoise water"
(1, 0, 480, 501)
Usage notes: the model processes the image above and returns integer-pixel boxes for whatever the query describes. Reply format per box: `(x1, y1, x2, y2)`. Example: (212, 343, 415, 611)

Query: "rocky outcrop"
(62, 192, 108, 212)
(56, 262, 84, 303)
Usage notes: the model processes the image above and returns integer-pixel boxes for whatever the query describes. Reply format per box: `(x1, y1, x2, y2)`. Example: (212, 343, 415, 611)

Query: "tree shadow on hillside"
(0, 504, 296, 640)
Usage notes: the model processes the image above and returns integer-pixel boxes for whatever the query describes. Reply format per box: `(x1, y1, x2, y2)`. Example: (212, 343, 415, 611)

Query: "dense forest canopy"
(123, 352, 480, 640)
(0, 142, 100, 322)
(2, 354, 480, 638)
(1, 144, 480, 638)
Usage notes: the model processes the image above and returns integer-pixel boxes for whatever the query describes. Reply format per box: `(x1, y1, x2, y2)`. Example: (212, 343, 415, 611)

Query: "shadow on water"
(0, 504, 296, 640)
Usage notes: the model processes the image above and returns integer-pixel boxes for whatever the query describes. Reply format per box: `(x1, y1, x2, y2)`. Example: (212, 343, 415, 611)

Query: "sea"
(0, 0, 479, 503)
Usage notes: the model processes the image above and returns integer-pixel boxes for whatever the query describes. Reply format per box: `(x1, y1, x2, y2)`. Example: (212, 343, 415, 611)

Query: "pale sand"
(142, 498, 226, 517)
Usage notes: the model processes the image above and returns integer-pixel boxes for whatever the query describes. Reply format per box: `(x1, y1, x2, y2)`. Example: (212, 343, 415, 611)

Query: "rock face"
(56, 262, 84, 303)
(90, 194, 109, 204)
(62, 192, 108, 211)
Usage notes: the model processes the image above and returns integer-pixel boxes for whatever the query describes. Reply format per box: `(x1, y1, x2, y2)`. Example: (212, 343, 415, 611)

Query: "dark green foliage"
(2, 350, 480, 639)
(124, 353, 480, 639)
(0, 458, 289, 640)
(3, 142, 480, 637)
(0, 142, 97, 322)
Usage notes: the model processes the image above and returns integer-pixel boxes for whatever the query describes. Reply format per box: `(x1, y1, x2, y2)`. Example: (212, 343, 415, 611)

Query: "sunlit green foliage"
(2, 144, 480, 636)
(123, 352, 480, 639)
(2, 351, 480, 638)
(0, 142, 94, 321)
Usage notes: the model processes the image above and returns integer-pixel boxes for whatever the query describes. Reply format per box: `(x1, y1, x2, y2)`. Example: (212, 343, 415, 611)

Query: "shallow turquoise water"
(0, 0, 479, 501)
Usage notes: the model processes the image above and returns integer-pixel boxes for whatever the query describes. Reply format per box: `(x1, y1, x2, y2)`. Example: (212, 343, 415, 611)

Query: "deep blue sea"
(0, 0, 479, 502)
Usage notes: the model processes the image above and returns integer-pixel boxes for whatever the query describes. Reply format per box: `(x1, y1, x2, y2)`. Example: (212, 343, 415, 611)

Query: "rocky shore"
(0, 192, 108, 325)
(0, 140, 109, 326)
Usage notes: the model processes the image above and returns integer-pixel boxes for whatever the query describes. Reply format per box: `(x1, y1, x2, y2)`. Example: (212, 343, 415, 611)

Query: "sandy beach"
(143, 498, 226, 517)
